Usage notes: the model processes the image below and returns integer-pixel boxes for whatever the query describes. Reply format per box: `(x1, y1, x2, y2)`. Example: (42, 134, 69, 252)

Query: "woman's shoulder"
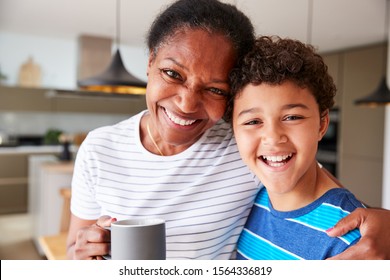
(83, 111, 144, 146)
(204, 119, 234, 140)
(91, 111, 143, 134)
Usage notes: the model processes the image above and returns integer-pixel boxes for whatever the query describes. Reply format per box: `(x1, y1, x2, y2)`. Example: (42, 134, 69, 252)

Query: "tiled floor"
(0, 213, 45, 260)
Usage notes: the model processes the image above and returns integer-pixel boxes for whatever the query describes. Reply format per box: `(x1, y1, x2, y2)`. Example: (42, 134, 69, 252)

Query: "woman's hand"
(326, 208, 390, 259)
(67, 215, 116, 260)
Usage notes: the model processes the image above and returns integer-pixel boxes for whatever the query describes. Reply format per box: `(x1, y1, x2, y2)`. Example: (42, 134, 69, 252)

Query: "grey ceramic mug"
(105, 218, 166, 260)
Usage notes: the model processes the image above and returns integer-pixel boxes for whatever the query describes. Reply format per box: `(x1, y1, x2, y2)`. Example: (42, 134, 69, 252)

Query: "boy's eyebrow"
(237, 103, 310, 117)
(282, 103, 310, 110)
(236, 107, 261, 118)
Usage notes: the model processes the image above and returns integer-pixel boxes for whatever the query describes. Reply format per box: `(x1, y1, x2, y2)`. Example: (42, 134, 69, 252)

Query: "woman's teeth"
(165, 110, 197, 126)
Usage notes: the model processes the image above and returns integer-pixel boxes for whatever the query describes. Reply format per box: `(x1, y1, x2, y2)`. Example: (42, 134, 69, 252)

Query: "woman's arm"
(321, 165, 389, 259)
(326, 208, 390, 259)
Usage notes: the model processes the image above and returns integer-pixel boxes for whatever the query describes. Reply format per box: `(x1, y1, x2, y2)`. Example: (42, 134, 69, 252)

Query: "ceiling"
(0, 0, 387, 54)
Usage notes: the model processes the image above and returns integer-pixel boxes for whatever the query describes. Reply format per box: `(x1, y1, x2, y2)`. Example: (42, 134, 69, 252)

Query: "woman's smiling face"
(146, 28, 236, 148)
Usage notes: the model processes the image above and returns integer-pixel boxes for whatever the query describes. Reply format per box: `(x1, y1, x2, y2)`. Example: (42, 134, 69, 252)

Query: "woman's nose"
(177, 85, 201, 113)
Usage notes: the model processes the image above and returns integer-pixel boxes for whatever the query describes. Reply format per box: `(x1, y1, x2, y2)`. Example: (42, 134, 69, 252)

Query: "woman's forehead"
(154, 27, 234, 55)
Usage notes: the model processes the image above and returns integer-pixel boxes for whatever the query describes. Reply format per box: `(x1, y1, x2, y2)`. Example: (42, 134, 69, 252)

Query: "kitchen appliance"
(0, 130, 17, 147)
(317, 108, 339, 177)
(0, 133, 43, 147)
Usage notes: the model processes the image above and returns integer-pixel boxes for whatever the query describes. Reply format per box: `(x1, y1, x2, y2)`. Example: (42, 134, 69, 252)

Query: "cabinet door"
(51, 93, 147, 114)
(0, 154, 29, 213)
(338, 43, 385, 207)
(0, 181, 28, 214)
(340, 44, 385, 159)
(323, 53, 342, 108)
(0, 85, 147, 114)
(0, 86, 52, 112)
(0, 154, 28, 177)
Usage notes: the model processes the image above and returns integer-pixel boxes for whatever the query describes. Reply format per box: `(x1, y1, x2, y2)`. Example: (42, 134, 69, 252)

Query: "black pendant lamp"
(354, 0, 390, 107)
(354, 77, 390, 107)
(77, 0, 146, 95)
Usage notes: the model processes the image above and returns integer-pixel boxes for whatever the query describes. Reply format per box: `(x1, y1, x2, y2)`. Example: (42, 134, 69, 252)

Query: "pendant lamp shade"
(354, 0, 389, 106)
(354, 77, 390, 107)
(77, 0, 146, 95)
(77, 49, 146, 95)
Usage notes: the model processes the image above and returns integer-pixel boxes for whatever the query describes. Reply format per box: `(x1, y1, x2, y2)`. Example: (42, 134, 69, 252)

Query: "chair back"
(59, 188, 71, 233)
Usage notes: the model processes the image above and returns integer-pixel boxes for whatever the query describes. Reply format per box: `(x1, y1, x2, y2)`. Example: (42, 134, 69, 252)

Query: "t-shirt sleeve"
(70, 134, 102, 220)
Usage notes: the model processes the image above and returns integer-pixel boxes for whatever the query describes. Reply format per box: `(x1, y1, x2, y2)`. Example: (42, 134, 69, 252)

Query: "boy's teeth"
(262, 153, 292, 162)
(165, 110, 196, 126)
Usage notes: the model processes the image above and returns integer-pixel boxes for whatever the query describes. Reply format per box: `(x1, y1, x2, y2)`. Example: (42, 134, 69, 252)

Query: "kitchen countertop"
(41, 160, 74, 173)
(0, 145, 78, 155)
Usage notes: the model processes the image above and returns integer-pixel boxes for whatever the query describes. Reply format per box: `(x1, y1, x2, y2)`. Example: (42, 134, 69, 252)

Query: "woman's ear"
(318, 109, 330, 141)
(147, 50, 155, 71)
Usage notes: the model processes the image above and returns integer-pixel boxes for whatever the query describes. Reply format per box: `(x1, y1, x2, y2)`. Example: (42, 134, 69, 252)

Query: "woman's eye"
(162, 69, 182, 80)
(209, 87, 228, 96)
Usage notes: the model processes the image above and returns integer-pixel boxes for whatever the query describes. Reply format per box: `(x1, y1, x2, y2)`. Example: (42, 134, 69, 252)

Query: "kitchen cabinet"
(338, 44, 385, 207)
(0, 86, 52, 112)
(323, 53, 342, 108)
(28, 155, 74, 255)
(322, 43, 385, 207)
(0, 85, 147, 115)
(49, 90, 147, 114)
(0, 154, 29, 213)
(0, 180, 28, 214)
(0, 147, 64, 214)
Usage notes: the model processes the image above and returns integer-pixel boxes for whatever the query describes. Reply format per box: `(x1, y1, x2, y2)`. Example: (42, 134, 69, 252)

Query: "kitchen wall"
(0, 32, 149, 136)
(0, 32, 78, 89)
(0, 32, 148, 88)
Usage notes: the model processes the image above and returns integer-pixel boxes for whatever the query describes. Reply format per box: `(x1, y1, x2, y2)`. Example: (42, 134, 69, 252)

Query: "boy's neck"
(267, 164, 339, 212)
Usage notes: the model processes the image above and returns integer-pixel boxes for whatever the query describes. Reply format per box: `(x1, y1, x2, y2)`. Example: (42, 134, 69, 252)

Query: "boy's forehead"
(236, 82, 319, 108)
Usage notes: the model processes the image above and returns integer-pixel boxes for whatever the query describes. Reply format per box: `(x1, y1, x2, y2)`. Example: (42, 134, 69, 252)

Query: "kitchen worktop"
(0, 145, 78, 155)
(40, 160, 74, 173)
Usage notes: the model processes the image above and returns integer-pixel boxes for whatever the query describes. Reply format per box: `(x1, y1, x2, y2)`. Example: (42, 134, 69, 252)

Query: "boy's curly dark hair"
(224, 36, 336, 122)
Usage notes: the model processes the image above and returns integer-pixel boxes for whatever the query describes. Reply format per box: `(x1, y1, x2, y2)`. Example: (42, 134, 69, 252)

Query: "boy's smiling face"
(233, 81, 329, 197)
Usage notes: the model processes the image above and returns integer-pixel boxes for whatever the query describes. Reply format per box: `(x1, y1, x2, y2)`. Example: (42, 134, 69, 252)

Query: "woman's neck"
(140, 114, 200, 156)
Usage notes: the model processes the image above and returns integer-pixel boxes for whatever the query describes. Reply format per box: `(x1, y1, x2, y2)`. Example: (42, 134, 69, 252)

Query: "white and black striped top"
(71, 110, 261, 259)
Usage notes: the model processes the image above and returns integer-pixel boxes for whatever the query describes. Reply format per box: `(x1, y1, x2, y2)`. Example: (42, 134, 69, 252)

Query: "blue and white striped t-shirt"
(71, 110, 261, 259)
(236, 187, 365, 260)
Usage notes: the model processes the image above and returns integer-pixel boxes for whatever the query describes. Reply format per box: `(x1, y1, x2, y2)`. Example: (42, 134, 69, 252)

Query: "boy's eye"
(244, 119, 261, 125)
(284, 115, 303, 121)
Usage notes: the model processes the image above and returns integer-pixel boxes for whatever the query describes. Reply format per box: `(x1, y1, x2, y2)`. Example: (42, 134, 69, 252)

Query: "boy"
(226, 36, 365, 259)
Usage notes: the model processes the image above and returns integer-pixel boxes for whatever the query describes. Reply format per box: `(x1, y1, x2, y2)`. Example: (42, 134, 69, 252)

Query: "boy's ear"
(318, 109, 330, 141)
